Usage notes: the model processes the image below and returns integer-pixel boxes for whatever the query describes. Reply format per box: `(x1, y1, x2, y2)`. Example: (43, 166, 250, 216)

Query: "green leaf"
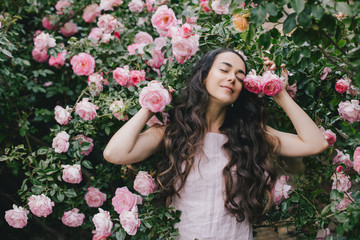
(1, 48, 13, 58)
(297, 8, 312, 28)
(336, 2, 353, 17)
(115, 229, 126, 240)
(143, 219, 153, 228)
(57, 191, 65, 202)
(259, 32, 271, 50)
(251, 6, 267, 27)
(290, 0, 305, 13)
(311, 4, 324, 20)
(264, 2, 279, 16)
(321, 204, 331, 216)
(335, 212, 348, 223)
(64, 188, 77, 198)
(283, 13, 297, 34)
(82, 160, 93, 169)
(105, 126, 110, 136)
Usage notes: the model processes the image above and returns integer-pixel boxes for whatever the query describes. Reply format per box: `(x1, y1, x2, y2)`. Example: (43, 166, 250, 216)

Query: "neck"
(206, 101, 227, 133)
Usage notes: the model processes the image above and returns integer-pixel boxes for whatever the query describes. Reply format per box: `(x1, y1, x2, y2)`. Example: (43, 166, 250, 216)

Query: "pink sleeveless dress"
(171, 132, 253, 240)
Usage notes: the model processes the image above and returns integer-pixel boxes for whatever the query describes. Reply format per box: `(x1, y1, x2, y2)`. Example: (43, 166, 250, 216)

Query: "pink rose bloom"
(113, 65, 130, 86)
(33, 32, 56, 51)
(110, 99, 127, 120)
(93, 232, 112, 240)
(87, 72, 104, 96)
(128, 0, 145, 12)
(171, 34, 200, 64)
(88, 27, 103, 42)
(179, 23, 193, 38)
(55, 0, 72, 15)
(129, 70, 146, 86)
(134, 171, 157, 196)
(319, 127, 336, 146)
(42, 17, 56, 30)
(54, 105, 71, 125)
(71, 53, 95, 76)
(315, 228, 330, 240)
(211, 0, 230, 15)
(61, 164, 82, 184)
(28, 194, 55, 217)
(286, 81, 297, 98)
(92, 208, 113, 234)
(100, 0, 123, 11)
(73, 134, 94, 155)
(335, 194, 352, 211)
(75, 98, 98, 121)
(320, 67, 332, 80)
(85, 187, 107, 208)
(272, 175, 291, 205)
(139, 81, 171, 112)
(146, 112, 169, 127)
(101, 33, 114, 43)
(243, 70, 263, 94)
(200, 0, 211, 12)
(112, 187, 138, 214)
(32, 47, 49, 62)
(52, 131, 70, 153)
(60, 21, 78, 37)
(146, 47, 165, 69)
(151, 5, 177, 36)
(134, 31, 153, 44)
(49, 49, 67, 68)
(97, 14, 118, 34)
(83, 4, 101, 23)
(186, 16, 197, 24)
(331, 172, 351, 192)
(5, 205, 29, 229)
(146, 0, 159, 12)
(353, 146, 360, 174)
(62, 208, 85, 227)
(120, 210, 141, 235)
(335, 78, 350, 94)
(127, 43, 146, 55)
(262, 71, 283, 96)
(333, 149, 353, 168)
(338, 100, 360, 123)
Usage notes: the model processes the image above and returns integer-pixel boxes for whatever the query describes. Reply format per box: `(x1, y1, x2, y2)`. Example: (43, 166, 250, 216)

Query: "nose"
(227, 74, 236, 83)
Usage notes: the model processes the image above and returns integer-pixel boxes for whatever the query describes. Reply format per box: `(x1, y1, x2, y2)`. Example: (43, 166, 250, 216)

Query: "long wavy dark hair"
(157, 48, 278, 224)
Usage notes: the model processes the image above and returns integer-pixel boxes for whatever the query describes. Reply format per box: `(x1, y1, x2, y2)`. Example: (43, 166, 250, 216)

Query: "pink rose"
(139, 81, 171, 112)
(32, 47, 49, 62)
(315, 228, 330, 240)
(55, 0, 72, 15)
(338, 100, 360, 123)
(70, 53, 95, 76)
(61, 164, 82, 184)
(179, 23, 194, 38)
(146, 47, 165, 69)
(129, 70, 146, 86)
(33, 32, 56, 51)
(75, 98, 98, 121)
(243, 70, 263, 94)
(331, 172, 351, 192)
(87, 72, 104, 96)
(120, 210, 141, 235)
(146, 0, 159, 12)
(127, 43, 146, 55)
(186, 16, 197, 24)
(335, 194, 352, 211)
(320, 67, 332, 80)
(92, 208, 113, 234)
(113, 65, 130, 86)
(73, 134, 94, 155)
(146, 112, 169, 127)
(100, 0, 124, 11)
(85, 187, 107, 207)
(54, 105, 71, 125)
(134, 31, 153, 44)
(83, 4, 101, 23)
(171, 34, 199, 64)
(28, 194, 55, 217)
(49, 49, 67, 68)
(128, 0, 145, 12)
(200, 0, 211, 12)
(52, 131, 70, 153)
(97, 14, 118, 34)
(88, 27, 103, 42)
(333, 149, 353, 168)
(5, 205, 29, 228)
(151, 5, 177, 36)
(134, 171, 157, 196)
(42, 17, 56, 30)
(335, 78, 350, 94)
(154, 36, 167, 49)
(353, 146, 360, 174)
(93, 232, 112, 240)
(60, 21, 78, 37)
(319, 127, 336, 146)
(211, 0, 230, 15)
(62, 208, 85, 227)
(109, 99, 127, 120)
(272, 175, 291, 205)
(112, 187, 138, 214)
(262, 71, 283, 96)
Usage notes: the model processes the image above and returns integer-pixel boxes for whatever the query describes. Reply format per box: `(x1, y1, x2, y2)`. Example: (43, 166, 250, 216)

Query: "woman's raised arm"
(103, 108, 165, 165)
(267, 89, 329, 157)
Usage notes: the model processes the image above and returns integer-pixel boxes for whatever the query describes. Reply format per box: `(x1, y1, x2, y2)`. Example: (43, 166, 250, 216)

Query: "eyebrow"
(220, 62, 245, 75)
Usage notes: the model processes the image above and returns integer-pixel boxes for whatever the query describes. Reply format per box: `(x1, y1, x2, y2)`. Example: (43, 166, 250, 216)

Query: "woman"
(103, 49, 328, 239)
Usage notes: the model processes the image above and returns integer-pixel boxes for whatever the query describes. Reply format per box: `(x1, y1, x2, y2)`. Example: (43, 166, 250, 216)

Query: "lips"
(221, 85, 234, 93)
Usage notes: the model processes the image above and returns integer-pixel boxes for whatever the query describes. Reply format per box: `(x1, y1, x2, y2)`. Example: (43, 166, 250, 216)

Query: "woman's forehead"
(214, 52, 246, 70)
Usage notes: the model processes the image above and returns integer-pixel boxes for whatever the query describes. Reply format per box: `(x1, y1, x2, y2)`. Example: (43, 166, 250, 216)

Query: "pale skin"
(103, 52, 329, 165)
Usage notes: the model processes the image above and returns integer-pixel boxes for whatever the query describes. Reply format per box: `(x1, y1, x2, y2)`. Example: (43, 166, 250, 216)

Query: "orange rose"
(233, 14, 249, 32)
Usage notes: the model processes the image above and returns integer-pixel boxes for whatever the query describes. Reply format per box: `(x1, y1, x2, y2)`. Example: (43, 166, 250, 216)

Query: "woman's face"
(204, 51, 246, 107)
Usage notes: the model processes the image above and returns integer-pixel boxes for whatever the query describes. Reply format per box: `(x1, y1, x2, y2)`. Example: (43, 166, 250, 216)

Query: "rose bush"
(1, 0, 360, 239)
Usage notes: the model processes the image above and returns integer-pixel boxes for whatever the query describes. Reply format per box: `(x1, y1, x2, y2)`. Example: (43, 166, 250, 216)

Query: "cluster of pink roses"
(139, 81, 171, 112)
(32, 31, 56, 63)
(272, 175, 291, 205)
(113, 65, 146, 87)
(243, 70, 284, 96)
(319, 127, 337, 146)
